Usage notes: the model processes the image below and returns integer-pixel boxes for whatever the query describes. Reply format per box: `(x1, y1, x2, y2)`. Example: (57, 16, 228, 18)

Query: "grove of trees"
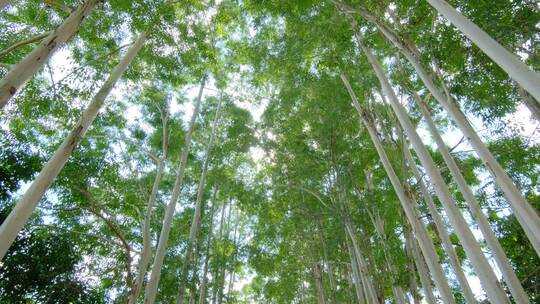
(0, 0, 539, 303)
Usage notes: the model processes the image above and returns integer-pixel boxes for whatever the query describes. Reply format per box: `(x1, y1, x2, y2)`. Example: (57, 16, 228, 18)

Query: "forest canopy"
(0, 0, 539, 303)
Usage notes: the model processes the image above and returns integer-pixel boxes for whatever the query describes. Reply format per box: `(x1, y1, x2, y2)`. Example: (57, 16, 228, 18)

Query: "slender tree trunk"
(144, 75, 207, 304)
(401, 137, 477, 303)
(0, 0, 99, 108)
(362, 45, 510, 303)
(371, 213, 408, 304)
(425, 0, 540, 101)
(404, 230, 421, 304)
(405, 227, 437, 304)
(346, 235, 365, 304)
(129, 108, 170, 304)
(341, 73, 456, 304)
(316, 221, 337, 303)
(211, 201, 228, 304)
(312, 262, 326, 304)
(226, 215, 239, 303)
(345, 222, 378, 304)
(418, 99, 531, 303)
(198, 189, 217, 304)
(0, 31, 149, 261)
(176, 97, 223, 304)
(348, 4, 540, 257)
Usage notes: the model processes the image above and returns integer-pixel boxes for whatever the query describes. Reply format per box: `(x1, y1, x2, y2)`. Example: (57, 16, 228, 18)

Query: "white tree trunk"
(198, 196, 216, 304)
(177, 99, 223, 304)
(0, 31, 149, 261)
(402, 139, 477, 304)
(342, 73, 456, 304)
(418, 100, 531, 304)
(144, 76, 207, 304)
(346, 234, 366, 304)
(426, 0, 540, 101)
(345, 223, 378, 304)
(406, 228, 437, 304)
(129, 109, 169, 304)
(0, 0, 99, 108)
(350, 5, 540, 257)
(362, 46, 509, 303)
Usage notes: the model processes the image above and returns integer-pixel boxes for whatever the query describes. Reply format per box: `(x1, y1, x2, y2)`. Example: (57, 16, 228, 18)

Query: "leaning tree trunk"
(341, 74, 456, 304)
(348, 4, 540, 257)
(406, 227, 437, 304)
(425, 0, 540, 102)
(0, 30, 149, 261)
(370, 212, 409, 304)
(401, 137, 477, 304)
(519, 87, 540, 121)
(404, 228, 422, 304)
(176, 97, 223, 304)
(418, 99, 531, 304)
(128, 109, 170, 304)
(346, 234, 366, 304)
(144, 75, 207, 304)
(362, 45, 509, 303)
(0, 0, 99, 108)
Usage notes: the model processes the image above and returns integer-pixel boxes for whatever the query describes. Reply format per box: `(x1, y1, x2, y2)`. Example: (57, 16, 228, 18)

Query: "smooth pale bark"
(176, 98, 223, 304)
(426, 0, 540, 102)
(144, 76, 207, 304)
(345, 221, 378, 303)
(402, 139, 477, 304)
(198, 195, 216, 304)
(371, 213, 408, 304)
(129, 111, 169, 304)
(0, 31, 149, 261)
(404, 229, 421, 304)
(519, 87, 540, 121)
(341, 74, 455, 304)
(211, 201, 228, 304)
(362, 46, 509, 303)
(0, 0, 99, 108)
(226, 217, 239, 302)
(349, 4, 540, 257)
(346, 235, 366, 304)
(418, 100, 531, 304)
(406, 228, 437, 304)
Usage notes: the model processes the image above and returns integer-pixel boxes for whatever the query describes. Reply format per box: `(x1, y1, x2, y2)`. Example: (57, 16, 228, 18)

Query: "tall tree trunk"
(129, 107, 170, 304)
(226, 213, 239, 303)
(312, 262, 326, 304)
(198, 189, 217, 304)
(316, 220, 337, 303)
(425, 0, 540, 101)
(347, 4, 540, 257)
(0, 30, 149, 261)
(211, 200, 228, 304)
(418, 99, 531, 303)
(176, 97, 223, 304)
(404, 228, 421, 304)
(341, 74, 456, 304)
(346, 234, 365, 304)
(361, 45, 509, 303)
(0, 0, 99, 108)
(370, 212, 408, 304)
(405, 226, 437, 304)
(344, 222, 378, 304)
(401, 136, 477, 303)
(144, 75, 207, 304)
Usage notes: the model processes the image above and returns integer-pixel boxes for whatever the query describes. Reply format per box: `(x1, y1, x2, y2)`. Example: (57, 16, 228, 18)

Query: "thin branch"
(0, 31, 52, 59)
